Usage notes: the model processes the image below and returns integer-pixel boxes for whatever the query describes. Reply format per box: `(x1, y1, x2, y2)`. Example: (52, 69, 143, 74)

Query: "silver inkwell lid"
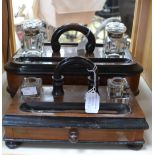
(22, 19, 43, 36)
(105, 21, 126, 39)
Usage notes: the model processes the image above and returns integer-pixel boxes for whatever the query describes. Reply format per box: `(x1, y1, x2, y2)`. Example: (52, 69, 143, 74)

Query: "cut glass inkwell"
(22, 19, 45, 57)
(20, 77, 42, 102)
(104, 21, 130, 58)
(107, 77, 130, 104)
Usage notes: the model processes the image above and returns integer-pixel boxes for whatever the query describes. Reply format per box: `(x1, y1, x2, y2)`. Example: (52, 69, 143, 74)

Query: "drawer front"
(5, 127, 144, 143)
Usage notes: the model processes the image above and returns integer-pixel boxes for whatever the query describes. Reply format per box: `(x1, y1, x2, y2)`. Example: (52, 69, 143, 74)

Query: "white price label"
(85, 90, 100, 113)
(21, 86, 37, 96)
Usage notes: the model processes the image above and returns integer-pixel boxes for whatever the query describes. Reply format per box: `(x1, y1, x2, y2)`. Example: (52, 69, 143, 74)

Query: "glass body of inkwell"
(22, 19, 45, 57)
(20, 77, 42, 102)
(104, 22, 129, 58)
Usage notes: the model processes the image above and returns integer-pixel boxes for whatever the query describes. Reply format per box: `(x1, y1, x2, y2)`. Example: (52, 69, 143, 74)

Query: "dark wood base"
(3, 117, 148, 150)
(4, 138, 144, 150)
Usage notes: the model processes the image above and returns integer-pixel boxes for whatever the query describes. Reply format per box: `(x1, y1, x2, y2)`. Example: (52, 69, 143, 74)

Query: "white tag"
(21, 86, 37, 96)
(85, 90, 100, 113)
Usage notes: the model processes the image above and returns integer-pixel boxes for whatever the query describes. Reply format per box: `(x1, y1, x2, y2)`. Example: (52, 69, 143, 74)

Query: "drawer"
(5, 127, 144, 143)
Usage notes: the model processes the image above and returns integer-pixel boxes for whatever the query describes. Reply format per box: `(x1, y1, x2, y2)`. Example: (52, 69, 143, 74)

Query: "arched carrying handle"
(52, 57, 98, 96)
(51, 23, 96, 55)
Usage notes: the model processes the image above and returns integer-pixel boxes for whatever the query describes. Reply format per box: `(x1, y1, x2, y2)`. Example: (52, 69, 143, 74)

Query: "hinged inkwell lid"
(105, 22, 126, 39)
(22, 19, 43, 36)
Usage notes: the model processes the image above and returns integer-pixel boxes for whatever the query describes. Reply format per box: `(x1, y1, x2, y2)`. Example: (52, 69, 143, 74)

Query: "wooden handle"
(51, 23, 96, 54)
(52, 57, 98, 96)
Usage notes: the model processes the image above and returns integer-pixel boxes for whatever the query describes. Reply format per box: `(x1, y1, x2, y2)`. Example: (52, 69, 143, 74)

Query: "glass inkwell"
(107, 77, 130, 104)
(20, 77, 42, 103)
(22, 19, 45, 57)
(104, 22, 129, 58)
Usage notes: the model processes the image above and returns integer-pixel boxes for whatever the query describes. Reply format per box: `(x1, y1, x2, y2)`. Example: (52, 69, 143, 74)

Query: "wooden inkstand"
(3, 57, 148, 150)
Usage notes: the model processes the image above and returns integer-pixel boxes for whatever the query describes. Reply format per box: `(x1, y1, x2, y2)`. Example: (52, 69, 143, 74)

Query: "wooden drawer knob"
(68, 128, 79, 143)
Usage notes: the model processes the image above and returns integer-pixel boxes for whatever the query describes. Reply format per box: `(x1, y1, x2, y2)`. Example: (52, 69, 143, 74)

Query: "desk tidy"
(3, 56, 148, 150)
(5, 22, 142, 97)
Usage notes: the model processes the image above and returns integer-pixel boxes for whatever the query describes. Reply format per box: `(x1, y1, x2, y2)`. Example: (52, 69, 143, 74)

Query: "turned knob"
(68, 128, 79, 143)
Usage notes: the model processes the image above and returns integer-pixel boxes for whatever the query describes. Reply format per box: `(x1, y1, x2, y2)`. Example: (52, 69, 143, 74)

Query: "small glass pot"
(105, 22, 128, 56)
(107, 77, 127, 98)
(20, 77, 42, 101)
(22, 19, 44, 57)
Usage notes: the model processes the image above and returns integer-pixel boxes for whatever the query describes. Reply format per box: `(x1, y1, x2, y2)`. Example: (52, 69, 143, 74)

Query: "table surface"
(2, 73, 152, 155)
